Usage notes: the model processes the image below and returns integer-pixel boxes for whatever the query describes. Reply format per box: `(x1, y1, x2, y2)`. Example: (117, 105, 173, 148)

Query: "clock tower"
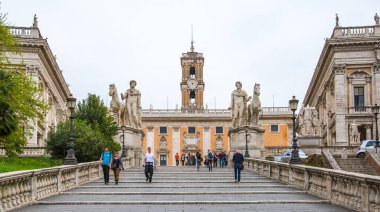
(180, 41, 205, 111)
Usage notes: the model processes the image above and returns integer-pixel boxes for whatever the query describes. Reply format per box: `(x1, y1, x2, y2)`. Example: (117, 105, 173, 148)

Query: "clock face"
(187, 79, 198, 90)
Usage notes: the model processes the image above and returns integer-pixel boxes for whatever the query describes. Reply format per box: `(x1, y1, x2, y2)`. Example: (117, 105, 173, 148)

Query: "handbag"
(240, 164, 244, 171)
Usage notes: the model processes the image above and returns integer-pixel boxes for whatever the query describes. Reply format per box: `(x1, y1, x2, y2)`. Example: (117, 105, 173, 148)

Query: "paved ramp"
(16, 166, 352, 212)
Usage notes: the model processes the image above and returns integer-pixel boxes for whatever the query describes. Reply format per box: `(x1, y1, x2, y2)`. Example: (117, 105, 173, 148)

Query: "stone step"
(60, 191, 307, 195)
(39, 193, 324, 202)
(79, 184, 290, 189)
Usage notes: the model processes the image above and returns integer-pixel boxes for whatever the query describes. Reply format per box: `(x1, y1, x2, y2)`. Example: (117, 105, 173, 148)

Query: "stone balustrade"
(0, 147, 47, 157)
(245, 158, 380, 212)
(0, 158, 132, 212)
(264, 146, 358, 157)
(333, 25, 379, 38)
(9, 27, 41, 39)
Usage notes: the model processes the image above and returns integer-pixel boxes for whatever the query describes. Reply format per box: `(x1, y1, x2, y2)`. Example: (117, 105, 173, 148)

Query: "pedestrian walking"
(99, 147, 113, 185)
(144, 147, 155, 183)
(111, 152, 124, 185)
(175, 153, 180, 166)
(219, 152, 225, 168)
(232, 150, 244, 183)
(196, 151, 202, 171)
(213, 152, 218, 167)
(207, 150, 213, 171)
(181, 153, 185, 166)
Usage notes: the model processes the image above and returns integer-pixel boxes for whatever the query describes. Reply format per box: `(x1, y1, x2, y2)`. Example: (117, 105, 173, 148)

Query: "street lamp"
(64, 94, 77, 165)
(244, 126, 251, 158)
(120, 125, 127, 158)
(372, 104, 380, 153)
(289, 96, 301, 164)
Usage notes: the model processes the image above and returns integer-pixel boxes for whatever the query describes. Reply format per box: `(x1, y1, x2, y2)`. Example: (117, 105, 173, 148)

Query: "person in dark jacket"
(111, 152, 124, 185)
(232, 150, 244, 183)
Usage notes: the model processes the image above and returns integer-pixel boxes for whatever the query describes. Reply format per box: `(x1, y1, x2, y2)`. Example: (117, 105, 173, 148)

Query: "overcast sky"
(2, 0, 379, 109)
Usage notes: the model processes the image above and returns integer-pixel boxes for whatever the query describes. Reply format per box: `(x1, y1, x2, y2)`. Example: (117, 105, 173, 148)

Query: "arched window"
(190, 67, 195, 79)
(190, 91, 196, 106)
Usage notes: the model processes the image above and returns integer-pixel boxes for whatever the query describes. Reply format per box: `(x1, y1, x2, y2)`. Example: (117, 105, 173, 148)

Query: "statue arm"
(228, 93, 234, 110)
(137, 92, 142, 109)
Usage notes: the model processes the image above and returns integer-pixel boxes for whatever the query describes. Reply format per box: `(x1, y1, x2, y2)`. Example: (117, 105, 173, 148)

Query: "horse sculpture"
(109, 84, 126, 126)
(247, 83, 262, 126)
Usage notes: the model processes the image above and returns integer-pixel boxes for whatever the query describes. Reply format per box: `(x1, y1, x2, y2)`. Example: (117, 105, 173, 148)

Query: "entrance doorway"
(160, 155, 167, 166)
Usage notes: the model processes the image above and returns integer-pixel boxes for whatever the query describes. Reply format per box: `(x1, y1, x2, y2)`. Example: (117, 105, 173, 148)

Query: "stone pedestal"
(298, 135, 322, 155)
(228, 125, 265, 159)
(115, 126, 144, 167)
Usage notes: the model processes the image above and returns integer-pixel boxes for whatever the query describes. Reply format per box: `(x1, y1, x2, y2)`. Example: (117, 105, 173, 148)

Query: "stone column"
(374, 63, 380, 105)
(203, 127, 211, 153)
(172, 127, 180, 163)
(147, 127, 154, 150)
(334, 64, 348, 145)
(366, 124, 372, 140)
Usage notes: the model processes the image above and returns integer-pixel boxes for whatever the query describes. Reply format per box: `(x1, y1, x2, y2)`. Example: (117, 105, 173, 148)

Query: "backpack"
(207, 152, 213, 159)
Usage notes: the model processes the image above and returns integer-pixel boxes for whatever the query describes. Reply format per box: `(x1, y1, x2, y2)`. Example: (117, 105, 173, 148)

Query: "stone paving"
(16, 166, 353, 212)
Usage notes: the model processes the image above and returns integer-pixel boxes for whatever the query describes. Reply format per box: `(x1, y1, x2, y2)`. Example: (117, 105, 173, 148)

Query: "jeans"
(145, 164, 154, 182)
(234, 163, 242, 181)
(181, 160, 185, 166)
(176, 160, 179, 166)
(196, 159, 201, 171)
(208, 159, 213, 171)
(102, 164, 110, 183)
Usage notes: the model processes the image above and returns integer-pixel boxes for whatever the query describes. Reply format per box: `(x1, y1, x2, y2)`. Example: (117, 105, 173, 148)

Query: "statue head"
(235, 81, 242, 89)
(130, 80, 137, 88)
(109, 84, 116, 96)
(254, 83, 260, 96)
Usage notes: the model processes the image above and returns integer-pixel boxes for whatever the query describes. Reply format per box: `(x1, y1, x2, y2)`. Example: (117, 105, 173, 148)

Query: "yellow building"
(141, 44, 292, 166)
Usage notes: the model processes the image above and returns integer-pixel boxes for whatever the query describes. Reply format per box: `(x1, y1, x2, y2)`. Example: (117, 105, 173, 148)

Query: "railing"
(0, 147, 47, 157)
(333, 26, 376, 38)
(261, 107, 291, 113)
(0, 158, 132, 211)
(264, 146, 358, 157)
(245, 158, 380, 212)
(348, 106, 373, 114)
(9, 26, 42, 39)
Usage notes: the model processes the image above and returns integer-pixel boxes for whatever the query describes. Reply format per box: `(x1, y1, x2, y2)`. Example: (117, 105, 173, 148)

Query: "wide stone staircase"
(16, 166, 352, 212)
(335, 158, 377, 176)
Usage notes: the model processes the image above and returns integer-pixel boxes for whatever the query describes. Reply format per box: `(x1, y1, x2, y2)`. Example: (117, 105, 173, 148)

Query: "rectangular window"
(216, 127, 223, 134)
(188, 127, 196, 134)
(354, 87, 365, 111)
(270, 124, 279, 133)
(159, 127, 167, 134)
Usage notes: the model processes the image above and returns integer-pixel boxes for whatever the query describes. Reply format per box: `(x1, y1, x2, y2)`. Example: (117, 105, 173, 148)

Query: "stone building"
(141, 43, 292, 166)
(5, 16, 71, 148)
(303, 14, 380, 146)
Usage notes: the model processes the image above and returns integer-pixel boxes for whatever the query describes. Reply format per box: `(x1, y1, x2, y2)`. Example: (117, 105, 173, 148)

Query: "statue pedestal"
(298, 135, 321, 155)
(228, 125, 265, 159)
(116, 126, 144, 167)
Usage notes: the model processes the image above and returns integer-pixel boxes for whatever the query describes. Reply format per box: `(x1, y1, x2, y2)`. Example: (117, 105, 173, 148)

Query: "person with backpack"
(111, 151, 124, 185)
(196, 151, 202, 171)
(232, 150, 244, 183)
(99, 147, 113, 185)
(207, 149, 213, 171)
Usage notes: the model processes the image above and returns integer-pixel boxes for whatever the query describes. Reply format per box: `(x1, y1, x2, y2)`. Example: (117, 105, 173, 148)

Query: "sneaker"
(234, 180, 238, 183)
(146, 177, 149, 182)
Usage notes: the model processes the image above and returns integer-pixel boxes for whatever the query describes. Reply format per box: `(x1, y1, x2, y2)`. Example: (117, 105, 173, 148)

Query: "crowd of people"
(99, 147, 244, 184)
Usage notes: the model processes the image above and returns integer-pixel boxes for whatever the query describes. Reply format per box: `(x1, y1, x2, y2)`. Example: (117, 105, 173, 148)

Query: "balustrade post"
(57, 169, 62, 192)
(289, 167, 293, 184)
(30, 173, 38, 202)
(75, 167, 79, 186)
(268, 164, 272, 178)
(87, 165, 91, 181)
(278, 166, 281, 181)
(303, 170, 310, 190)
(325, 174, 332, 200)
(361, 183, 370, 212)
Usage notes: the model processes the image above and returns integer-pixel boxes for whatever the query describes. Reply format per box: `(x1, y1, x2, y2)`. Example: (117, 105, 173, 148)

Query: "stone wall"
(245, 158, 380, 212)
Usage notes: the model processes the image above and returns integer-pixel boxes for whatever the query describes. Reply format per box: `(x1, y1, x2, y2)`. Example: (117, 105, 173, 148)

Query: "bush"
(0, 157, 62, 173)
(46, 119, 120, 162)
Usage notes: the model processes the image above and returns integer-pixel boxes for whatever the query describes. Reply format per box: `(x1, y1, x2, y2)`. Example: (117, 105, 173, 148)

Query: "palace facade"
(303, 15, 380, 146)
(5, 16, 71, 148)
(141, 43, 292, 166)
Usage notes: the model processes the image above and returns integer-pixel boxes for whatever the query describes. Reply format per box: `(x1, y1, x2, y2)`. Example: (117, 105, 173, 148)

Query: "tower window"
(190, 67, 195, 79)
(159, 127, 167, 134)
(216, 127, 223, 134)
(188, 127, 196, 134)
(270, 124, 279, 133)
(190, 91, 196, 106)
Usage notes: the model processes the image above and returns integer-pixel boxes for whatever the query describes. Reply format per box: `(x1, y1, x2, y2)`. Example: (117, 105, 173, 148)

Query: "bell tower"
(180, 41, 205, 111)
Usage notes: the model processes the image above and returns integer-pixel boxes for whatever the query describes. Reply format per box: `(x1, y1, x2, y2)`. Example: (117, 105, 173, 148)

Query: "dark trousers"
(102, 164, 110, 183)
(208, 159, 213, 171)
(176, 160, 179, 166)
(234, 163, 242, 181)
(145, 165, 154, 182)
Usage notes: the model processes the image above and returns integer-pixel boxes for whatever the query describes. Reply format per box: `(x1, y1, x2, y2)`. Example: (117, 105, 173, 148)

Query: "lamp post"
(64, 94, 77, 165)
(120, 125, 127, 158)
(372, 104, 380, 153)
(289, 96, 301, 164)
(244, 126, 251, 158)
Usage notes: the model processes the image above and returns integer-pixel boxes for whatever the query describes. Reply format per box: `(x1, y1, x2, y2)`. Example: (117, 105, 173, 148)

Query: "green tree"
(77, 94, 118, 140)
(0, 9, 47, 156)
(46, 119, 120, 162)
